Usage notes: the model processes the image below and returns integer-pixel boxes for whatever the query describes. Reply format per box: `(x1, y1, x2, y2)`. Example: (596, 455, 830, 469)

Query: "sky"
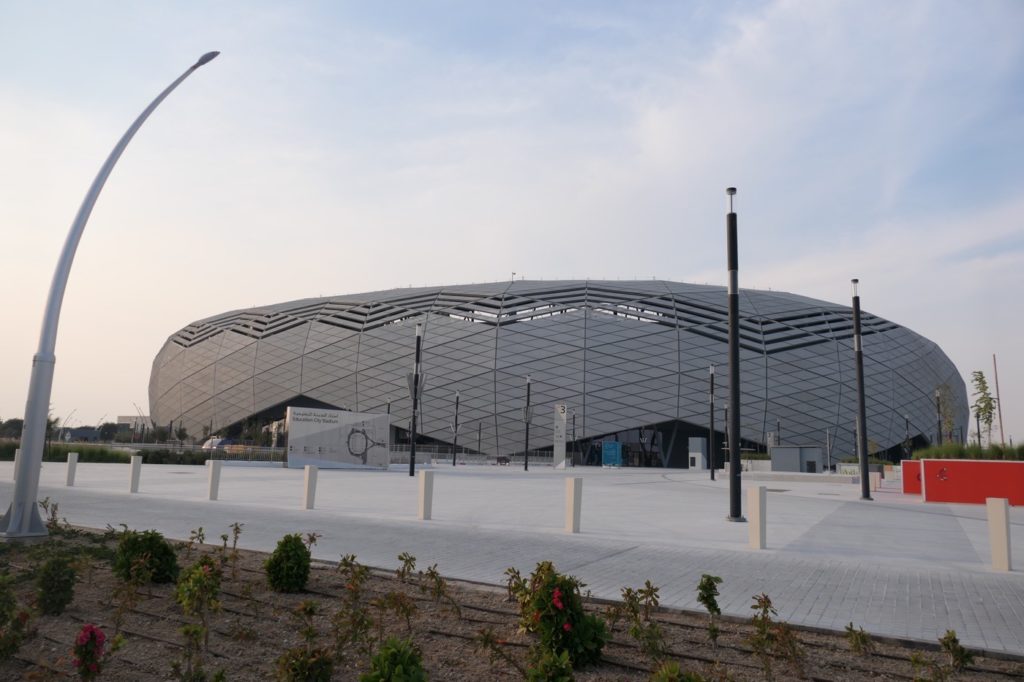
(0, 1, 1021, 442)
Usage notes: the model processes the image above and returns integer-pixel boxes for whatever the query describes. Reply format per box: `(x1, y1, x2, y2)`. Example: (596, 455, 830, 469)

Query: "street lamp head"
(193, 51, 220, 68)
(851, 278, 860, 297)
(415, 323, 423, 338)
(726, 187, 736, 212)
(526, 374, 531, 385)
(710, 364, 715, 375)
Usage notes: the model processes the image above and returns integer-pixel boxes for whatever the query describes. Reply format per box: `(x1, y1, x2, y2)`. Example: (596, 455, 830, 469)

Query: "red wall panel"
(901, 459, 921, 495)
(920, 459, 1024, 505)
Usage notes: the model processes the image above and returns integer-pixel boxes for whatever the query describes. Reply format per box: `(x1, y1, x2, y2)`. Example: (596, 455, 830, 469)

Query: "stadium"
(149, 280, 968, 466)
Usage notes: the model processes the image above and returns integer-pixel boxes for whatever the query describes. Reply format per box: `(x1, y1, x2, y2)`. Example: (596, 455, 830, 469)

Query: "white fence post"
(66, 452, 79, 487)
(748, 486, 767, 549)
(987, 497, 1012, 572)
(129, 455, 142, 493)
(418, 470, 434, 520)
(565, 477, 583, 533)
(303, 465, 318, 510)
(12, 448, 21, 481)
(207, 460, 223, 501)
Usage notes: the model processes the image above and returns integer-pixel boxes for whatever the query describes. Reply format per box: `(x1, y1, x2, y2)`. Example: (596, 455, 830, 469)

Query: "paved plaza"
(3, 460, 1023, 656)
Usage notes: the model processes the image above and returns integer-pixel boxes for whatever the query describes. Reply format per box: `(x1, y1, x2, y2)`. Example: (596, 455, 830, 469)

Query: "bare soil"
(2, 525, 1022, 681)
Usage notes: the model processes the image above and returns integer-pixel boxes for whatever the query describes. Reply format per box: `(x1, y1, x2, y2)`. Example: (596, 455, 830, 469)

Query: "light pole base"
(726, 515, 747, 523)
(0, 503, 48, 539)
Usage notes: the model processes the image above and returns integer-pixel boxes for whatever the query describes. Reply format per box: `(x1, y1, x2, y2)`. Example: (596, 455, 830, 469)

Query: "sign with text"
(602, 441, 622, 467)
(553, 404, 567, 469)
(285, 407, 390, 470)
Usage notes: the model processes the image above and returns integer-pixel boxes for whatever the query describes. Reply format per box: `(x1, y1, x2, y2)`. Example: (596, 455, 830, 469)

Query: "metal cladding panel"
(149, 280, 968, 458)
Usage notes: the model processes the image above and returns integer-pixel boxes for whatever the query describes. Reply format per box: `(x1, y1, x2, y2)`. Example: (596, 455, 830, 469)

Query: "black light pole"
(725, 187, 744, 522)
(477, 422, 482, 453)
(408, 324, 423, 477)
(523, 375, 532, 471)
(934, 389, 943, 446)
(851, 279, 872, 501)
(976, 411, 982, 448)
(451, 391, 460, 466)
(708, 364, 716, 481)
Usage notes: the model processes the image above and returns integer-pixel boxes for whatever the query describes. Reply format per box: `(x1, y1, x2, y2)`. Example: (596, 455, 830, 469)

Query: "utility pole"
(708, 364, 716, 481)
(523, 376, 533, 471)
(451, 391, 460, 466)
(993, 354, 1006, 446)
(408, 324, 423, 477)
(725, 187, 744, 522)
(851, 279, 871, 501)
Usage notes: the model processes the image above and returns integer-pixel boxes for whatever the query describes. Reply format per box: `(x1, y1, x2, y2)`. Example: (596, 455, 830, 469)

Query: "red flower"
(552, 587, 564, 610)
(563, 622, 572, 632)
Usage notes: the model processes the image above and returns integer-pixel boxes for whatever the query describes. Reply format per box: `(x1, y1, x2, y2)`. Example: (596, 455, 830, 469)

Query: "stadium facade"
(149, 280, 968, 465)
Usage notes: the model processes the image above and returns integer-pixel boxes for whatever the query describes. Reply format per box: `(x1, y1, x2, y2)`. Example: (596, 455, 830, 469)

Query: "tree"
(936, 384, 956, 444)
(0, 419, 23, 439)
(99, 422, 120, 441)
(971, 370, 997, 447)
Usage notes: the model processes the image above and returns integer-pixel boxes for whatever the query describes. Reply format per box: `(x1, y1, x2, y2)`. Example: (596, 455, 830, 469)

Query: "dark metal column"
(708, 364, 716, 481)
(726, 187, 745, 522)
(451, 391, 460, 466)
(408, 324, 423, 477)
(935, 389, 943, 446)
(523, 376, 532, 471)
(851, 279, 872, 500)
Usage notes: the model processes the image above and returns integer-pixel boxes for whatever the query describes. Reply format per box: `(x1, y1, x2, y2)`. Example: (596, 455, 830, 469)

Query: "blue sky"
(1, 1, 1022, 442)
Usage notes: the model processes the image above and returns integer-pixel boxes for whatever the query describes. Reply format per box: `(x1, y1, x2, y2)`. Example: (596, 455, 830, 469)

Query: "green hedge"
(0, 443, 220, 465)
(0, 442, 130, 463)
(911, 443, 1023, 461)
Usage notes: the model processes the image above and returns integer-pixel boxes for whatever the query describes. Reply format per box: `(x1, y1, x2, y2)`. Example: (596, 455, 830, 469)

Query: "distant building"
(116, 415, 148, 433)
(149, 280, 968, 465)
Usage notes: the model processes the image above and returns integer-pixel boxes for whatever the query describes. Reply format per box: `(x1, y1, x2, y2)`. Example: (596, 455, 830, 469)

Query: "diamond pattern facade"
(149, 281, 968, 459)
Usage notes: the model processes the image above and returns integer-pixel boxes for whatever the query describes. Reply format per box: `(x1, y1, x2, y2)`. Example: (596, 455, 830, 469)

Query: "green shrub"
(265, 534, 311, 593)
(113, 529, 180, 584)
(36, 555, 76, 615)
(0, 575, 30, 661)
(912, 444, 1022, 461)
(526, 648, 572, 681)
(512, 561, 607, 669)
(360, 637, 427, 682)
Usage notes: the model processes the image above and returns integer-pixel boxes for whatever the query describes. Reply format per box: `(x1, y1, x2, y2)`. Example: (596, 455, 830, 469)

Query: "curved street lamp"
(0, 52, 220, 538)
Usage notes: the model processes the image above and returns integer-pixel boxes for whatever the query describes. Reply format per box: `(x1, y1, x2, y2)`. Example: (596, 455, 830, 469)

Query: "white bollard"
(748, 486, 767, 550)
(418, 470, 434, 520)
(66, 452, 79, 487)
(12, 448, 21, 481)
(303, 465, 318, 510)
(207, 460, 223, 501)
(565, 477, 583, 534)
(986, 497, 1012, 572)
(129, 455, 143, 493)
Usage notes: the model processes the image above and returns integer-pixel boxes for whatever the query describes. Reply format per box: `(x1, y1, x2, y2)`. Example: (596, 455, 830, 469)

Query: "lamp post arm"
(38, 52, 219, 353)
(1, 52, 219, 539)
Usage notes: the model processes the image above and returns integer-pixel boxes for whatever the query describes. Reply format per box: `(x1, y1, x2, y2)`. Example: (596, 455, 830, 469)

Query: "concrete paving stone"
(2, 462, 1023, 654)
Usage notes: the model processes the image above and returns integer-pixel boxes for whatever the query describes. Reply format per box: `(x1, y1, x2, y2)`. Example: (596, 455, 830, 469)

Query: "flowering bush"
(513, 561, 607, 669)
(72, 624, 122, 680)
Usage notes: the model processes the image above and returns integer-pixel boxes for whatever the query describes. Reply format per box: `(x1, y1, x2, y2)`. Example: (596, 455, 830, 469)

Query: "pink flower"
(563, 622, 572, 632)
(552, 587, 564, 611)
(89, 663, 98, 672)
(72, 659, 80, 668)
